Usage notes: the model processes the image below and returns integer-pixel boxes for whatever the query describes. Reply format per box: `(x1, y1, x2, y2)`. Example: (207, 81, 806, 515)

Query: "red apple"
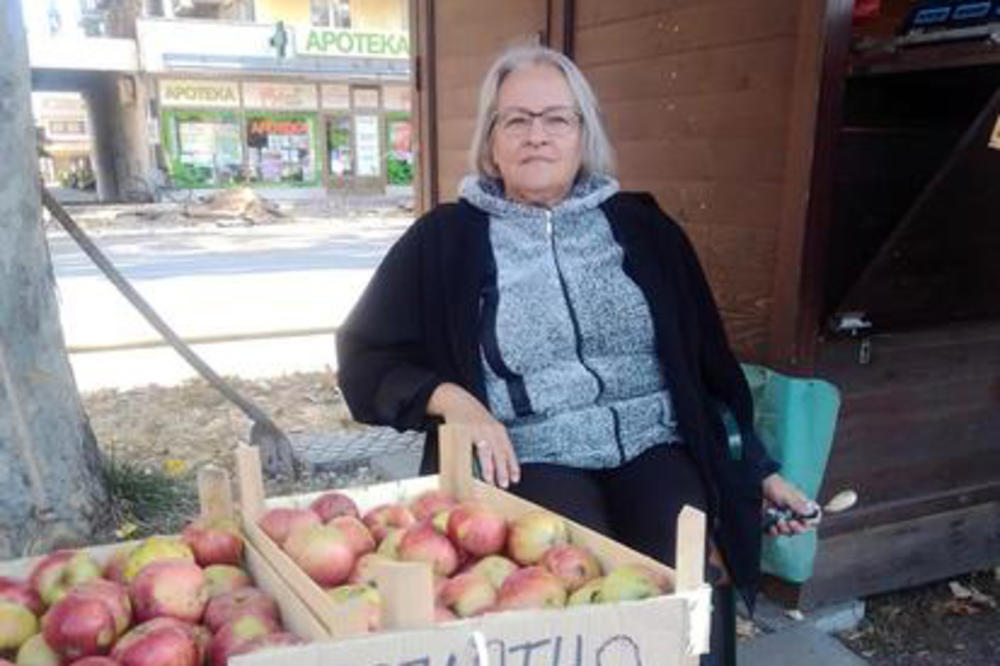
(468, 555, 519, 590)
(434, 605, 457, 623)
(0, 577, 43, 616)
(507, 511, 569, 565)
(15, 633, 61, 666)
(598, 564, 667, 602)
(408, 490, 456, 522)
(541, 544, 602, 593)
(362, 504, 415, 542)
(123, 537, 195, 583)
(202, 565, 251, 599)
(257, 508, 320, 546)
(431, 509, 452, 535)
(182, 518, 243, 567)
(495, 566, 567, 611)
(375, 528, 403, 559)
(130, 560, 207, 624)
(309, 492, 359, 522)
(208, 614, 278, 666)
(102, 544, 138, 585)
(439, 573, 496, 618)
(326, 584, 381, 631)
(203, 588, 279, 633)
(42, 595, 116, 660)
(447, 503, 508, 557)
(230, 632, 303, 658)
(117, 617, 207, 666)
(67, 579, 131, 638)
(29, 551, 102, 606)
(0, 601, 37, 652)
(328, 516, 375, 557)
(397, 523, 459, 577)
(111, 618, 198, 666)
(283, 524, 355, 587)
(68, 658, 118, 666)
(347, 553, 391, 586)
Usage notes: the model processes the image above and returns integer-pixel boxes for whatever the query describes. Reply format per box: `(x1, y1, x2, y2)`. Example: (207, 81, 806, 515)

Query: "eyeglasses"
(493, 106, 582, 138)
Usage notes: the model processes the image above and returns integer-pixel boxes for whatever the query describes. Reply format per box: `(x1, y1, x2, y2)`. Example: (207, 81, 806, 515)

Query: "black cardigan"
(336, 191, 779, 600)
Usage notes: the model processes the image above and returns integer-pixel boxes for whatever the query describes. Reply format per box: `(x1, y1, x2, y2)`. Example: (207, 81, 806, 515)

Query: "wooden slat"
(583, 38, 796, 104)
(615, 136, 787, 183)
(574, 0, 799, 68)
(438, 424, 474, 501)
(674, 506, 706, 592)
(198, 464, 234, 521)
(373, 561, 435, 630)
(799, 501, 1000, 609)
(576, 0, 717, 29)
(631, 181, 786, 230)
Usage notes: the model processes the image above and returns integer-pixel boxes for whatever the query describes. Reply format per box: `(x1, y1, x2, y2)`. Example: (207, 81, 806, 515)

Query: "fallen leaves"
(941, 581, 997, 616)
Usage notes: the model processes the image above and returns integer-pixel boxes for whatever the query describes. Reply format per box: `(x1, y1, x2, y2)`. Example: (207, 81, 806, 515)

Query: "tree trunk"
(0, 0, 109, 558)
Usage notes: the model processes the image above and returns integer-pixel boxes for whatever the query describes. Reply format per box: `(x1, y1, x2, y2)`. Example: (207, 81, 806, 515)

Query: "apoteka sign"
(160, 80, 239, 108)
(302, 29, 410, 58)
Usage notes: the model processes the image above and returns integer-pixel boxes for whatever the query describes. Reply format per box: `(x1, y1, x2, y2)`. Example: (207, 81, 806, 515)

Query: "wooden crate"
(235, 424, 713, 665)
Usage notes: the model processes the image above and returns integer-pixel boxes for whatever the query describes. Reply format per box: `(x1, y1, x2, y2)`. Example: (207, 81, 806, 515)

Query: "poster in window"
(355, 114, 380, 177)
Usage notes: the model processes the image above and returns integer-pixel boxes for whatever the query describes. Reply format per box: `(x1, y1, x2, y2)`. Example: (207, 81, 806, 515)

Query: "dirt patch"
(839, 570, 1000, 665)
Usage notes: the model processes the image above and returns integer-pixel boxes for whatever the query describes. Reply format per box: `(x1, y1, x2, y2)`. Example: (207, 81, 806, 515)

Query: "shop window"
(245, 113, 319, 186)
(311, 0, 351, 28)
(161, 109, 243, 188)
(49, 120, 88, 136)
(385, 111, 413, 185)
(327, 113, 354, 180)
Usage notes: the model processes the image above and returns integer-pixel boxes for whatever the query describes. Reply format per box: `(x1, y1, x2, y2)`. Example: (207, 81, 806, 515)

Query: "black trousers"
(508, 444, 736, 666)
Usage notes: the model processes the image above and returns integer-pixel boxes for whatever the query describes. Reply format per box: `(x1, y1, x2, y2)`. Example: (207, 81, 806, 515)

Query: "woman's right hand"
(427, 382, 521, 488)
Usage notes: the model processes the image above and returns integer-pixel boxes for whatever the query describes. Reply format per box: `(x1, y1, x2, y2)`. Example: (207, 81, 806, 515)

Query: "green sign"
(303, 29, 410, 58)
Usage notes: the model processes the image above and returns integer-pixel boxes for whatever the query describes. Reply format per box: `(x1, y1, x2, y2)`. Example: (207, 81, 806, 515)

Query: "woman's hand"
(761, 473, 817, 537)
(427, 383, 521, 488)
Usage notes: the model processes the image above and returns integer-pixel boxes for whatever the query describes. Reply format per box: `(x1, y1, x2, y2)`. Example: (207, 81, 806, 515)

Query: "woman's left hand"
(761, 473, 817, 537)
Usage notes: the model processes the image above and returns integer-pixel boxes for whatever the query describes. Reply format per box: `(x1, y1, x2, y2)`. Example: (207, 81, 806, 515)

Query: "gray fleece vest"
(459, 175, 682, 469)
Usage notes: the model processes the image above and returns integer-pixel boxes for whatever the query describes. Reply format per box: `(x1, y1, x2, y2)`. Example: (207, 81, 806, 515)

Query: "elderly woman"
(337, 45, 812, 664)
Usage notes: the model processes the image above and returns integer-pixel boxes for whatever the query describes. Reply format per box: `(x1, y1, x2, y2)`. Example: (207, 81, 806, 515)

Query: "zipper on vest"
(544, 210, 626, 465)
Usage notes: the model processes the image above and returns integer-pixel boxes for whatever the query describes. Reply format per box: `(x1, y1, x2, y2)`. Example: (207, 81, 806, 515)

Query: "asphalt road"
(48, 218, 411, 391)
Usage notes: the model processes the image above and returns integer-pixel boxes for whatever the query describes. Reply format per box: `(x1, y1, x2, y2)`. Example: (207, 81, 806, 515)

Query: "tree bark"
(0, 0, 109, 558)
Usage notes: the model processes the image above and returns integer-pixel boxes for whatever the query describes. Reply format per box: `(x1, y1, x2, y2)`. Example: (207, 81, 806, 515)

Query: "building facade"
(33, 92, 94, 189)
(141, 0, 413, 196)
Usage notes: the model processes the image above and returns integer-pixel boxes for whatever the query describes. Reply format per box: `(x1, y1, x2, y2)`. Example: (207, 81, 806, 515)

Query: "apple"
(397, 523, 459, 577)
(598, 564, 666, 603)
(202, 565, 251, 599)
(283, 524, 355, 587)
(208, 614, 279, 666)
(111, 618, 198, 666)
(328, 517, 375, 557)
(68, 658, 118, 666)
(439, 573, 496, 618)
(507, 511, 569, 565)
(102, 544, 138, 585)
(66, 580, 131, 638)
(117, 617, 207, 666)
(447, 503, 508, 557)
(0, 578, 43, 616)
(408, 490, 456, 522)
(375, 528, 404, 559)
(230, 632, 303, 658)
(362, 504, 415, 542)
(41, 595, 116, 660)
(15, 633, 60, 666)
(468, 555, 519, 590)
(347, 553, 390, 587)
(0, 601, 37, 652)
(541, 545, 602, 593)
(326, 584, 381, 631)
(130, 560, 207, 624)
(434, 605, 457, 623)
(309, 492, 359, 523)
(203, 588, 279, 633)
(431, 510, 452, 535)
(567, 577, 604, 606)
(123, 537, 195, 583)
(182, 518, 243, 567)
(495, 566, 566, 611)
(29, 551, 102, 606)
(257, 508, 320, 546)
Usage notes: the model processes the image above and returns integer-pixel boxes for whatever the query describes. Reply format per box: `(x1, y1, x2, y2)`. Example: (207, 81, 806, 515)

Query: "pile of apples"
(0, 516, 301, 666)
(258, 489, 670, 625)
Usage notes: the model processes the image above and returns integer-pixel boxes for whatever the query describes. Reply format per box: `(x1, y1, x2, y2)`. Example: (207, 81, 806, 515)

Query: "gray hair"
(469, 45, 616, 180)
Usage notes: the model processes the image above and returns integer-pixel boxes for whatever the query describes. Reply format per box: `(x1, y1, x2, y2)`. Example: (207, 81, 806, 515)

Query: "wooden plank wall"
(573, 0, 808, 360)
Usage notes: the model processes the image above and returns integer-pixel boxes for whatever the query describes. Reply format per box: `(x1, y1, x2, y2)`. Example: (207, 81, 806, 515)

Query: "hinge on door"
(829, 311, 874, 365)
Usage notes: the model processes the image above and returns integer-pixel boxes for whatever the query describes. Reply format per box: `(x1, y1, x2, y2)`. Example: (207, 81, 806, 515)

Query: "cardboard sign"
(234, 592, 709, 666)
